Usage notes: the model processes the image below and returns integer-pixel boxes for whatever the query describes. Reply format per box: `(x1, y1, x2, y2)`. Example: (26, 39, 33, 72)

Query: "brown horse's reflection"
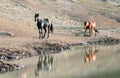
(35, 54, 53, 77)
(84, 46, 99, 63)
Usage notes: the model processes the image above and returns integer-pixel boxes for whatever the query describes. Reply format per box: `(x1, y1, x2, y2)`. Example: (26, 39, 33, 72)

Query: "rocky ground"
(0, 60, 24, 73)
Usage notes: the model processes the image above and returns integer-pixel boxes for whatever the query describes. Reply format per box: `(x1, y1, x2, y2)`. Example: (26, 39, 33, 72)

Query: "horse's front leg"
(41, 28, 44, 39)
(39, 28, 43, 39)
(84, 29, 87, 36)
(89, 29, 92, 36)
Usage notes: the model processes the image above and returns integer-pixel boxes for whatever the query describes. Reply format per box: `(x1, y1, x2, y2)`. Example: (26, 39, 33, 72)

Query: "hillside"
(0, 0, 120, 26)
(0, 0, 120, 48)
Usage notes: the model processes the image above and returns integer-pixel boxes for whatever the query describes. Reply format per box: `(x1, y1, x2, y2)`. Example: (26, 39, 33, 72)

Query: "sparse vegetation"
(0, 0, 119, 46)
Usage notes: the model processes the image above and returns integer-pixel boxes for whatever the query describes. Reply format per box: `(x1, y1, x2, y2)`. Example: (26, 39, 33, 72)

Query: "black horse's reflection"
(84, 46, 99, 63)
(35, 54, 53, 77)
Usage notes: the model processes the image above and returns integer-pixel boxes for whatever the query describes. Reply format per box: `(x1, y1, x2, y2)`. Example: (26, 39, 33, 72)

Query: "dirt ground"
(0, 0, 120, 49)
(0, 21, 120, 50)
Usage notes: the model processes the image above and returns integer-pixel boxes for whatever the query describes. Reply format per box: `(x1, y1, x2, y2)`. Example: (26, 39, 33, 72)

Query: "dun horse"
(34, 13, 53, 39)
(84, 21, 99, 36)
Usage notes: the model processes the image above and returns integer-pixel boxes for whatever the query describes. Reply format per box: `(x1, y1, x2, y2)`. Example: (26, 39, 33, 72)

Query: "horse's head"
(34, 13, 39, 22)
(84, 21, 89, 29)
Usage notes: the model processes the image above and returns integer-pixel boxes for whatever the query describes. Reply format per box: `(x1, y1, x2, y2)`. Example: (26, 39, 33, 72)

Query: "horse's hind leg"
(94, 28, 97, 36)
(47, 26, 50, 38)
(43, 27, 47, 39)
(38, 29, 41, 39)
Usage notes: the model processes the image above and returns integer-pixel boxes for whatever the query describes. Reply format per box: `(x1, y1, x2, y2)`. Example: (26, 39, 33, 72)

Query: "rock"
(0, 32, 14, 37)
(0, 61, 24, 73)
(0, 55, 7, 60)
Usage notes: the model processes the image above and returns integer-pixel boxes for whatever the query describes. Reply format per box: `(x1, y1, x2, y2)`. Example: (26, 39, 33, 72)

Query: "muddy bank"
(0, 43, 70, 61)
(0, 37, 119, 61)
(0, 37, 120, 73)
(0, 48, 37, 60)
(67, 37, 120, 46)
(25, 42, 70, 55)
(87, 37, 120, 45)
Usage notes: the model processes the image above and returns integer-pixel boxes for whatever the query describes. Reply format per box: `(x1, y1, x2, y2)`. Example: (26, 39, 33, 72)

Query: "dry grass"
(0, 0, 120, 49)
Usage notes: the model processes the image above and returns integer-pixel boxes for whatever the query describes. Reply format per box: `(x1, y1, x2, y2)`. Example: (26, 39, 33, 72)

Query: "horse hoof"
(41, 37, 44, 39)
(47, 36, 49, 39)
(84, 34, 87, 37)
(39, 37, 41, 39)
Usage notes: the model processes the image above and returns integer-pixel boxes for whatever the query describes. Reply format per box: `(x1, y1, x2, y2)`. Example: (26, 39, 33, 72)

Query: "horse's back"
(89, 21, 96, 28)
(45, 18, 49, 22)
(43, 18, 49, 23)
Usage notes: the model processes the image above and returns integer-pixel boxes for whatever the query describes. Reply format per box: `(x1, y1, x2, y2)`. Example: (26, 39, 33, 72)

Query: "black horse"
(34, 13, 53, 39)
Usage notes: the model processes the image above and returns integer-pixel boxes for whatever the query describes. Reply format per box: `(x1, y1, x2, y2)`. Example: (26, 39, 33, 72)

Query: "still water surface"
(0, 45, 120, 78)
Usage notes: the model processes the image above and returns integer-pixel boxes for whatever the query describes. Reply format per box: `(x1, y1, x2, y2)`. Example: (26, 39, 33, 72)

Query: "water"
(0, 45, 120, 78)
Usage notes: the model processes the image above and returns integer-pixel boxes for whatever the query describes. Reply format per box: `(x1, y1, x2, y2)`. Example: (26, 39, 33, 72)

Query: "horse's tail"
(95, 29, 99, 33)
(50, 22, 53, 33)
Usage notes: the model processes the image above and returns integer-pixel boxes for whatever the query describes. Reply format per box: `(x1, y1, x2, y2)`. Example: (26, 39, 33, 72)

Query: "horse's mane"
(84, 21, 87, 26)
